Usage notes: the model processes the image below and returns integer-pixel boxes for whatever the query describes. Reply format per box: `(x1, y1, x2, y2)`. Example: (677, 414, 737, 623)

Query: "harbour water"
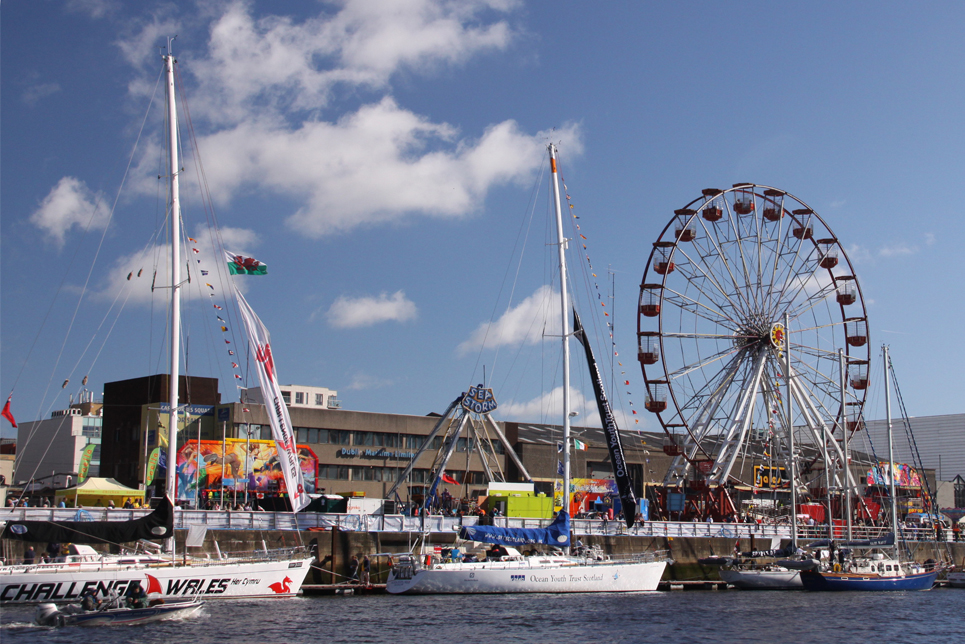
(2, 589, 962, 643)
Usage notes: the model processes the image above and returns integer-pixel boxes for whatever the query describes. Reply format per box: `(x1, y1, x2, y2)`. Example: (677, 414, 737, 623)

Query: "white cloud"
(499, 386, 586, 424)
(327, 291, 418, 328)
(458, 285, 560, 355)
(345, 372, 394, 391)
(30, 177, 112, 248)
(115, 1, 567, 238)
(923, 233, 935, 246)
(498, 385, 640, 430)
(66, 0, 121, 20)
(878, 243, 917, 258)
(183, 0, 517, 124)
(22, 82, 61, 106)
(92, 226, 260, 304)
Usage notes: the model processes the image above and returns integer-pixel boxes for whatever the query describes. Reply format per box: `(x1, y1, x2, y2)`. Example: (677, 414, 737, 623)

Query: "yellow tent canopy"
(54, 477, 145, 508)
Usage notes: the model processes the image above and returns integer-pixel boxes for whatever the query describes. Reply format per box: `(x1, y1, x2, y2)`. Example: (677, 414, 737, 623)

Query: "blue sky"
(3, 1, 964, 443)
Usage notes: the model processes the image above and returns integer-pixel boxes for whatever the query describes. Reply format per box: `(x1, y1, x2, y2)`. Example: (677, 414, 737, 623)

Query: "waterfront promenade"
(0, 507, 952, 543)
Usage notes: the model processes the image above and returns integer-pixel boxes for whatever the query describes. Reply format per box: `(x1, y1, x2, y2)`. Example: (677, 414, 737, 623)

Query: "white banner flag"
(234, 288, 309, 512)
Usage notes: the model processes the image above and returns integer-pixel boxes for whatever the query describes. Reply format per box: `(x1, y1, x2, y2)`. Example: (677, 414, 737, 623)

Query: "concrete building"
(12, 397, 103, 489)
(863, 413, 965, 482)
(100, 374, 220, 489)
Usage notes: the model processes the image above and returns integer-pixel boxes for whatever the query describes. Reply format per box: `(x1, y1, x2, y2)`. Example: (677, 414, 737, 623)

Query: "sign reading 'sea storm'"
(461, 386, 498, 414)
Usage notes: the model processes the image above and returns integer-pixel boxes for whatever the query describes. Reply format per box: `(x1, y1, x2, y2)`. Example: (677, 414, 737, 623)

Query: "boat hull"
(38, 600, 204, 626)
(387, 559, 666, 594)
(945, 572, 965, 588)
(719, 568, 802, 590)
(0, 557, 312, 604)
(799, 569, 938, 591)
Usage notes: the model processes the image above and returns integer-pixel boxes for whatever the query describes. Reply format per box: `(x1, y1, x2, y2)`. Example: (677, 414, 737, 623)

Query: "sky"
(3, 0, 964, 444)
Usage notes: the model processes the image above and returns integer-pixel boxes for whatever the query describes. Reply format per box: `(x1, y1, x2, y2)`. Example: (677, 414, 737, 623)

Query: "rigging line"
(467, 159, 546, 393)
(71, 231, 165, 382)
(887, 353, 936, 508)
(25, 68, 166, 426)
(174, 65, 244, 388)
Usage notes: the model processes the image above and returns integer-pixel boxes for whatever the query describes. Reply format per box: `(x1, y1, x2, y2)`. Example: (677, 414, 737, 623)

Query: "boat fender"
(832, 563, 841, 573)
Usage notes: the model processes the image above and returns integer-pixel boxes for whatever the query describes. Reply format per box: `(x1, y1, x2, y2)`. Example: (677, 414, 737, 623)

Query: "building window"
(954, 475, 965, 508)
(281, 391, 291, 404)
(315, 393, 325, 406)
(295, 392, 305, 405)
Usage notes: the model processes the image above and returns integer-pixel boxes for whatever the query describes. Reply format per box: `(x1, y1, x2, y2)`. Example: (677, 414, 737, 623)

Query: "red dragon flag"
(233, 288, 308, 512)
(2, 395, 16, 428)
(226, 251, 268, 276)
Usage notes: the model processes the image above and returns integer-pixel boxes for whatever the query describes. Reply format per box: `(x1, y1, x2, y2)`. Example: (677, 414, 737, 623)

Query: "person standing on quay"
(361, 555, 371, 586)
(348, 555, 359, 584)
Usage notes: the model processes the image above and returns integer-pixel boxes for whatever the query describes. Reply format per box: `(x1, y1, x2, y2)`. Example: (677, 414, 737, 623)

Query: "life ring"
(832, 563, 841, 573)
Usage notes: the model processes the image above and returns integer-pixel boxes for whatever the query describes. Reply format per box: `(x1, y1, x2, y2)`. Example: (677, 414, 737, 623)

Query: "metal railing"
(1, 508, 957, 543)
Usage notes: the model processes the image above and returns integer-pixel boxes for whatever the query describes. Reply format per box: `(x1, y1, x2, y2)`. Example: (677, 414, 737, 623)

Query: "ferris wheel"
(637, 184, 870, 488)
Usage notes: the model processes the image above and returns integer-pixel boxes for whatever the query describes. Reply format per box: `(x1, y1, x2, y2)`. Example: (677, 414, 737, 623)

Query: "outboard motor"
(35, 603, 66, 627)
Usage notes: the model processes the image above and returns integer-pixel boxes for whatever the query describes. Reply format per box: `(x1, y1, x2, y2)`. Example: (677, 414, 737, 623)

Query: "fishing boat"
(386, 144, 667, 594)
(35, 597, 204, 627)
(0, 44, 312, 604)
(799, 346, 940, 592)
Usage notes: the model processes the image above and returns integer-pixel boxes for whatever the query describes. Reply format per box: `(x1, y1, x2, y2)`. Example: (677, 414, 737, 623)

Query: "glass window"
(308, 428, 319, 443)
(405, 434, 422, 449)
(383, 434, 398, 448)
(296, 427, 309, 443)
(431, 436, 443, 450)
(456, 437, 467, 452)
(281, 391, 291, 404)
(295, 392, 305, 405)
(315, 393, 324, 406)
(333, 430, 351, 445)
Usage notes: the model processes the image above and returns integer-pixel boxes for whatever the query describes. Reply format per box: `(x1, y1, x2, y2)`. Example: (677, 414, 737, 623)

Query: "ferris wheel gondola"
(637, 184, 870, 489)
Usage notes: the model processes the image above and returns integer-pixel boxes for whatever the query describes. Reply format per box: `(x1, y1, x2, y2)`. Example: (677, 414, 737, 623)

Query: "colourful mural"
(866, 461, 923, 487)
(553, 478, 623, 516)
(176, 439, 317, 504)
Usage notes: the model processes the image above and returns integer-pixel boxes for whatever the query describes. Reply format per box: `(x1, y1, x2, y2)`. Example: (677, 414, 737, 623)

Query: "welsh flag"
(226, 251, 267, 276)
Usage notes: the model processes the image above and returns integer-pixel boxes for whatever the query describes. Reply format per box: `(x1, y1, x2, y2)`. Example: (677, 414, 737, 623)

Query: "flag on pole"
(226, 251, 268, 275)
(574, 438, 588, 451)
(234, 288, 308, 511)
(441, 473, 459, 485)
(557, 460, 564, 476)
(1, 396, 17, 428)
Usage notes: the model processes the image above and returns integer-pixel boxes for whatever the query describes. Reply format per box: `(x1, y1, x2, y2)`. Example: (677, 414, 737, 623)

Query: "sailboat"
(799, 346, 940, 591)
(385, 144, 667, 594)
(0, 46, 312, 604)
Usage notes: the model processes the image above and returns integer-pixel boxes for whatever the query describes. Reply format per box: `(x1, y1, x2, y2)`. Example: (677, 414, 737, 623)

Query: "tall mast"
(883, 345, 898, 555)
(839, 348, 852, 540)
(785, 313, 797, 549)
(549, 145, 571, 541)
(164, 45, 182, 553)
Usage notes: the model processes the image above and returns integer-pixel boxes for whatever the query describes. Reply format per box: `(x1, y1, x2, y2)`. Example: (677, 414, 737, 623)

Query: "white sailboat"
(0, 45, 312, 605)
(386, 144, 667, 594)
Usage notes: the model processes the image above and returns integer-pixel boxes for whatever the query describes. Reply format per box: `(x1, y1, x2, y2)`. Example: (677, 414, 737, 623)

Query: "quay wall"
(172, 529, 965, 584)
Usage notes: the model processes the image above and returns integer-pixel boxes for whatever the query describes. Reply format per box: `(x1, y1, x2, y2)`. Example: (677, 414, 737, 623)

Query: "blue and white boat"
(800, 347, 940, 592)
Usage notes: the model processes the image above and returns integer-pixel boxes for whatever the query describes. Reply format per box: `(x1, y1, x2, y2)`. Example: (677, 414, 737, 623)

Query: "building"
(12, 395, 103, 489)
(100, 374, 220, 490)
(863, 413, 965, 482)
(241, 385, 339, 410)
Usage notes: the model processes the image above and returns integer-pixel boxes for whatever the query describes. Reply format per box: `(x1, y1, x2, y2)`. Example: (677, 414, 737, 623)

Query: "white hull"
(719, 568, 803, 590)
(387, 556, 666, 594)
(0, 556, 312, 604)
(947, 572, 965, 588)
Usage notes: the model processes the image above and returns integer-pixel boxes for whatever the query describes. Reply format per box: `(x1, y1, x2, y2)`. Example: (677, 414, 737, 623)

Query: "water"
(2, 590, 962, 643)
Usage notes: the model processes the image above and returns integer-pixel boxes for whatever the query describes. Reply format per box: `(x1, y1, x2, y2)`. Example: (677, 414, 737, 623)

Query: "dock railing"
(0, 508, 950, 542)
